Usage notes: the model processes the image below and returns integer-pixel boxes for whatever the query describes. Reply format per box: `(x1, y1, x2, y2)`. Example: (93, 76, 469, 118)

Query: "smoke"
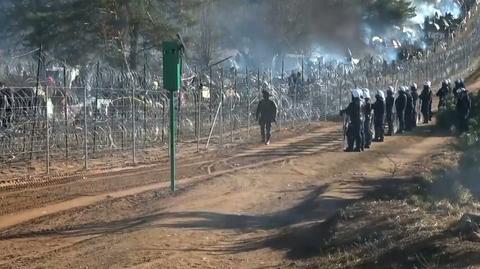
(361, 0, 462, 62)
(201, 0, 464, 69)
(410, 0, 461, 24)
(203, 0, 365, 69)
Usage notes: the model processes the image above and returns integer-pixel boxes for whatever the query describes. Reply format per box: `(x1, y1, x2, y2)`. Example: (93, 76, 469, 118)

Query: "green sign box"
(163, 41, 183, 91)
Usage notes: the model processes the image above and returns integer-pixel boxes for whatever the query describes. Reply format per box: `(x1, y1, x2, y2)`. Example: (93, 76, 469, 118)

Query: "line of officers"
(341, 79, 472, 152)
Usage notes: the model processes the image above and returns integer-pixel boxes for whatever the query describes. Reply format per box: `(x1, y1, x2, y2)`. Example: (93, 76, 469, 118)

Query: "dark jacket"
(453, 81, 465, 97)
(372, 98, 385, 124)
(343, 99, 362, 124)
(256, 99, 277, 123)
(419, 87, 432, 113)
(395, 92, 407, 114)
(386, 94, 395, 118)
(436, 85, 449, 99)
(363, 101, 373, 121)
(411, 87, 419, 109)
(405, 91, 414, 112)
(456, 92, 471, 118)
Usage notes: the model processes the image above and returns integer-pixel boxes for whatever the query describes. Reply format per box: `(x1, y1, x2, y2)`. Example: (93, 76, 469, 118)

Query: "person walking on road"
(256, 90, 277, 145)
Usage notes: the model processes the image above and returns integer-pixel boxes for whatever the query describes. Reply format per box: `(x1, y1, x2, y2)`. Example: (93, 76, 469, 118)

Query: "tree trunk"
(125, 1, 140, 71)
(128, 22, 139, 70)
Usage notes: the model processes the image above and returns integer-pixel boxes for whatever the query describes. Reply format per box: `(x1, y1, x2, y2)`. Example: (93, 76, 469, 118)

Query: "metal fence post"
(246, 67, 250, 140)
(132, 85, 136, 165)
(231, 68, 236, 143)
(162, 96, 166, 144)
(143, 63, 148, 147)
(280, 60, 284, 129)
(325, 91, 328, 122)
(46, 86, 50, 174)
(197, 77, 201, 152)
(93, 62, 99, 154)
(30, 45, 42, 161)
(84, 86, 88, 170)
(220, 68, 224, 147)
(209, 67, 213, 123)
(63, 65, 69, 158)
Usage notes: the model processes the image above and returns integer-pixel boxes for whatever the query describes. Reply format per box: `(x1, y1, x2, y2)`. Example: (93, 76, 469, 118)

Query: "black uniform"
(395, 91, 407, 133)
(363, 99, 373, 148)
(419, 86, 433, 123)
(372, 96, 385, 142)
(386, 92, 395, 136)
(405, 91, 414, 131)
(456, 90, 471, 133)
(410, 86, 419, 128)
(256, 95, 277, 143)
(453, 80, 465, 99)
(436, 83, 449, 110)
(342, 98, 362, 152)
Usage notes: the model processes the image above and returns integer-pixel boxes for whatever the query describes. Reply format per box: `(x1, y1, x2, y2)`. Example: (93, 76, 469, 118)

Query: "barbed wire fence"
(1, 4, 480, 179)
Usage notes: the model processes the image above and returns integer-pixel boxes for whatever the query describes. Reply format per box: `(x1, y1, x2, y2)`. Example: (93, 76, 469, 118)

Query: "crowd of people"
(254, 78, 472, 148)
(340, 79, 472, 152)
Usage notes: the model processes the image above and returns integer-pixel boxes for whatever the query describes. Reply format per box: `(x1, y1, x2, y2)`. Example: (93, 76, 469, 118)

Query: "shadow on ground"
(2, 137, 478, 268)
(0, 176, 431, 259)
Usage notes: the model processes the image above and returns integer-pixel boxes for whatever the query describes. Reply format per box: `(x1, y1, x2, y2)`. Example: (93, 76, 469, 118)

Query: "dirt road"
(0, 120, 454, 268)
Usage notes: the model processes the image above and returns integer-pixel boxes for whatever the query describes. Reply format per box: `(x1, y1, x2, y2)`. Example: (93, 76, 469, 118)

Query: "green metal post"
(163, 40, 183, 192)
(169, 90, 176, 192)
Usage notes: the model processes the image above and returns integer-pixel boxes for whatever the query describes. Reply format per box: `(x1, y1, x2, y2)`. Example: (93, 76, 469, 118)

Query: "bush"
(436, 99, 457, 131)
(437, 93, 480, 136)
(431, 93, 480, 201)
(467, 92, 480, 140)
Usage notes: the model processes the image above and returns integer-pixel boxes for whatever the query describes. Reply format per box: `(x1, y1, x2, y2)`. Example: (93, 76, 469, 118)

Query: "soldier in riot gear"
(362, 89, 373, 149)
(419, 81, 433, 124)
(357, 90, 365, 151)
(386, 86, 395, 136)
(395, 86, 408, 134)
(372, 90, 386, 142)
(341, 89, 363, 152)
(456, 88, 471, 133)
(405, 87, 414, 131)
(256, 90, 277, 145)
(410, 83, 419, 128)
(437, 80, 450, 110)
(446, 79, 453, 94)
(453, 79, 465, 99)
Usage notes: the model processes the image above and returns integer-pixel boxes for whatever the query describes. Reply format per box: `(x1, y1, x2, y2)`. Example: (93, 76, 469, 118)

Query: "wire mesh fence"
(1, 3, 480, 179)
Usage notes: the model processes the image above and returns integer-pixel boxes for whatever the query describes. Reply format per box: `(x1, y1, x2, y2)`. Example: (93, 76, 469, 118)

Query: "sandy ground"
(0, 115, 456, 268)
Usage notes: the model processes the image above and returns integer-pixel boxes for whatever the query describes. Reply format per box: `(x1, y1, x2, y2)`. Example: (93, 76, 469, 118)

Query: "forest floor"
(0, 87, 479, 268)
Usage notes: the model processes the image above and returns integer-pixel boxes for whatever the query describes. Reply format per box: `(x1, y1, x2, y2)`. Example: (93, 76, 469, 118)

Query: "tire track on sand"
(0, 126, 342, 231)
